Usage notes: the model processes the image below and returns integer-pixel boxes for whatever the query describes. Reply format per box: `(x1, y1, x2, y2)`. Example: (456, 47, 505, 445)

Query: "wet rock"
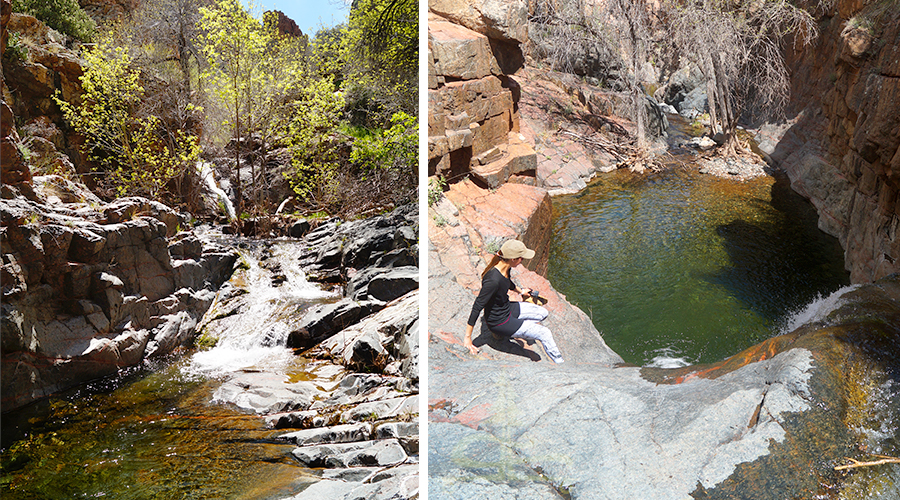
(187, 204, 419, 499)
(287, 299, 384, 349)
(212, 371, 321, 414)
(288, 218, 311, 238)
(0, 194, 237, 411)
(350, 266, 419, 302)
(279, 422, 373, 446)
(339, 396, 418, 424)
(292, 438, 408, 468)
(316, 291, 419, 373)
(298, 204, 418, 281)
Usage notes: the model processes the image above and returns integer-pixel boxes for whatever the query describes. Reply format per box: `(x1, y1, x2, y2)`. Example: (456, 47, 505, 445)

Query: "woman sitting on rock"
(463, 239, 564, 363)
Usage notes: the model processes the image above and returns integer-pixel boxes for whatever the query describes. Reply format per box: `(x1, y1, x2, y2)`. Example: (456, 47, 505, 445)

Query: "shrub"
(11, 0, 96, 42)
(4, 32, 28, 62)
(53, 42, 201, 203)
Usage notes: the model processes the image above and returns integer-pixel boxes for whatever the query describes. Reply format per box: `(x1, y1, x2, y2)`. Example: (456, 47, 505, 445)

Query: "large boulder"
(0, 195, 237, 410)
(429, 0, 528, 43)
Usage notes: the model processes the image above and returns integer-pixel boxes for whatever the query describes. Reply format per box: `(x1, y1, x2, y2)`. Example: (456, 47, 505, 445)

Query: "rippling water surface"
(1, 240, 337, 499)
(549, 168, 851, 366)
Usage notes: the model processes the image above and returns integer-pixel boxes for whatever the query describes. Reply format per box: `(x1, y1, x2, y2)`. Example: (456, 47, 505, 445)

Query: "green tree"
(340, 0, 417, 126)
(281, 76, 345, 209)
(200, 0, 316, 211)
(348, 111, 418, 209)
(53, 42, 201, 201)
(199, 0, 266, 214)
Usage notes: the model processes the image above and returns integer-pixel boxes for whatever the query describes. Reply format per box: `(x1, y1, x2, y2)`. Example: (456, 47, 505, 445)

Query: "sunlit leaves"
(53, 42, 201, 200)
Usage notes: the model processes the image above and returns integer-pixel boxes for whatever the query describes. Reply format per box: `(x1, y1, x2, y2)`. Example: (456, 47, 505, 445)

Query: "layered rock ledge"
(756, 4, 900, 283)
(1, 183, 237, 410)
(196, 204, 420, 500)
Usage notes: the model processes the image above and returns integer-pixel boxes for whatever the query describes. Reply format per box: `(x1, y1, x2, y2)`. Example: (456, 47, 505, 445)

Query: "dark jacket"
(467, 267, 522, 336)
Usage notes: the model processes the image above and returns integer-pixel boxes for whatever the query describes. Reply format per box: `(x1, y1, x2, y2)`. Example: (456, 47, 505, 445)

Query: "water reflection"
(549, 168, 850, 366)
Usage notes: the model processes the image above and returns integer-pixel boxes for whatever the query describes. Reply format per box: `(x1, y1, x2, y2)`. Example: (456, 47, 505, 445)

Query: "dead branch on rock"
(556, 127, 665, 173)
(835, 455, 900, 471)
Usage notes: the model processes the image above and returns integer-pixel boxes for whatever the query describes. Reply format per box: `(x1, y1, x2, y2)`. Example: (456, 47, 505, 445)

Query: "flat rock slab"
(429, 349, 816, 499)
(292, 438, 408, 468)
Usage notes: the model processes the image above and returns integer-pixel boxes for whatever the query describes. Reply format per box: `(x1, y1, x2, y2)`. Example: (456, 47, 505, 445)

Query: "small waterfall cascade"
(778, 284, 860, 335)
(184, 241, 338, 378)
(198, 161, 237, 221)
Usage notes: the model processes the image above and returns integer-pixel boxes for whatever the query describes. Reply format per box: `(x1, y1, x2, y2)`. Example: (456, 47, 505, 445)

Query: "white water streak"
(778, 284, 859, 335)
(198, 161, 236, 221)
(185, 243, 337, 378)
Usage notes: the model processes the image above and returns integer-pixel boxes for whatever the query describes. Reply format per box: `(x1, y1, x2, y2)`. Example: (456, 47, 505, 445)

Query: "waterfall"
(184, 242, 337, 378)
(778, 284, 860, 335)
(198, 161, 237, 221)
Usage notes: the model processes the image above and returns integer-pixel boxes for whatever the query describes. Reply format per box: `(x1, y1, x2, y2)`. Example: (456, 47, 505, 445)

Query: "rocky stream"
(1, 179, 420, 499)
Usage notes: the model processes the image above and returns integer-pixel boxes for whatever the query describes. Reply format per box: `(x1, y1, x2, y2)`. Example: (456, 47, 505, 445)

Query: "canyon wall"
(428, 0, 553, 276)
(427, 0, 538, 189)
(761, 0, 900, 283)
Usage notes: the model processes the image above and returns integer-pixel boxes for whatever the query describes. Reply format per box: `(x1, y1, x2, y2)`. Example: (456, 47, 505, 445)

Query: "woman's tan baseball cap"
(499, 239, 535, 259)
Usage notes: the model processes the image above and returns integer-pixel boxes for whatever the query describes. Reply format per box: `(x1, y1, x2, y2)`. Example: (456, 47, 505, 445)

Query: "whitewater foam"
(778, 284, 859, 335)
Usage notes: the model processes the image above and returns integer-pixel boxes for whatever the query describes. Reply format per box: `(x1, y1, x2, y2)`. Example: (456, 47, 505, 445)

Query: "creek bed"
(0, 355, 327, 499)
(1, 240, 340, 499)
(548, 167, 851, 367)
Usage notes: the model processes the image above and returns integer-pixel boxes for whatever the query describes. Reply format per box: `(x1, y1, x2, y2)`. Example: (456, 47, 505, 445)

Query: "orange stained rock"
(671, 331, 802, 384)
(452, 402, 494, 429)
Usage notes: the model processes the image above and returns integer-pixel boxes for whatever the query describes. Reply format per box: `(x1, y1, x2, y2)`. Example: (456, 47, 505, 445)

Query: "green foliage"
(194, 330, 218, 350)
(349, 111, 417, 172)
(4, 32, 28, 63)
(53, 42, 201, 201)
(337, 0, 417, 127)
(11, 0, 96, 41)
(281, 77, 346, 204)
(428, 175, 447, 207)
(484, 240, 502, 255)
(200, 0, 322, 208)
(199, 0, 267, 137)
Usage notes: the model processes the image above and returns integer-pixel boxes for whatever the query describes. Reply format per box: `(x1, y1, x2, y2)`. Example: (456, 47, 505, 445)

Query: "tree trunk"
(701, 52, 719, 135)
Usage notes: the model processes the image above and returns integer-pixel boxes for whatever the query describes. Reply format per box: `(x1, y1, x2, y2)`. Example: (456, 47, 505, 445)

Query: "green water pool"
(548, 167, 850, 366)
(0, 356, 316, 500)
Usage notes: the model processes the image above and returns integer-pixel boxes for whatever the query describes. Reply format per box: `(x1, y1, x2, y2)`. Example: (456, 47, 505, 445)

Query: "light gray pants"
(512, 302, 564, 363)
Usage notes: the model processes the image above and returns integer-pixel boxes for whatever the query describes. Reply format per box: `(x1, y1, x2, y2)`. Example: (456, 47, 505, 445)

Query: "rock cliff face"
(759, 0, 900, 283)
(427, 0, 538, 189)
(1, 6, 242, 411)
(2, 8, 88, 181)
(1, 190, 238, 410)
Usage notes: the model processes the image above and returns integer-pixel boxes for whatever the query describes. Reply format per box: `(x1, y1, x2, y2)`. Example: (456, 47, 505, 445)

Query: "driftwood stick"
(835, 455, 900, 471)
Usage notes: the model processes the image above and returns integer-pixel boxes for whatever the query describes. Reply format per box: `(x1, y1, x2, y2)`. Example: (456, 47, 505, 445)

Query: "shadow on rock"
(472, 322, 542, 362)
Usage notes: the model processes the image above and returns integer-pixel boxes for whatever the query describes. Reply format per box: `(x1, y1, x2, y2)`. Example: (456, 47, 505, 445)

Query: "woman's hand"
(464, 324, 479, 355)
